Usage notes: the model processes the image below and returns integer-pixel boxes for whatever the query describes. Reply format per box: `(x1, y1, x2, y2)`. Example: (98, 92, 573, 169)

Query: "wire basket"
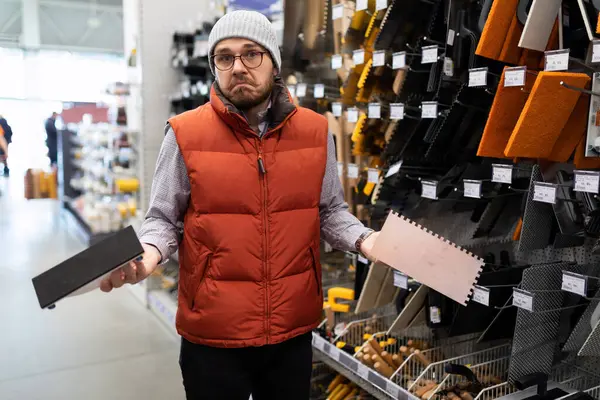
(474, 382, 517, 400)
(409, 344, 512, 392)
(585, 384, 600, 399)
(551, 363, 600, 393)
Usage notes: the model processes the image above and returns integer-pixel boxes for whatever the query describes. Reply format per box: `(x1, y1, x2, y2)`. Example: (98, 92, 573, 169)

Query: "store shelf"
(312, 333, 417, 400)
(148, 290, 178, 337)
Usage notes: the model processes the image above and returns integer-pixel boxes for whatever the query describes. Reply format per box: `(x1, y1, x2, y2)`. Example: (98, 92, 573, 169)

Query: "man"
(100, 10, 379, 400)
(45, 112, 58, 166)
(0, 115, 12, 176)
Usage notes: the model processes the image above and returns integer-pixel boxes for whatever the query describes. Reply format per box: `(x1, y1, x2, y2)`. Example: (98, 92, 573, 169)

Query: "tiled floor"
(0, 177, 185, 400)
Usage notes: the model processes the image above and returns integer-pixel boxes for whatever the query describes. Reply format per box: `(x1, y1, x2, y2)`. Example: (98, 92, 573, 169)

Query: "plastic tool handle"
(444, 364, 479, 384)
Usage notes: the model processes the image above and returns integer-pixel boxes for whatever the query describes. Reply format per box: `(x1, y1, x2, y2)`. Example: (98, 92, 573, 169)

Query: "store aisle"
(0, 178, 185, 400)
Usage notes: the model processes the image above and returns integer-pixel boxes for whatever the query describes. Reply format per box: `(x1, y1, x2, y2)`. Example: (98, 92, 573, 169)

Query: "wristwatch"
(355, 229, 375, 257)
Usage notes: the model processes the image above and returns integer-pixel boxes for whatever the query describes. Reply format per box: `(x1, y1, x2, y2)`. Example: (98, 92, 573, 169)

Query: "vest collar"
(210, 75, 296, 137)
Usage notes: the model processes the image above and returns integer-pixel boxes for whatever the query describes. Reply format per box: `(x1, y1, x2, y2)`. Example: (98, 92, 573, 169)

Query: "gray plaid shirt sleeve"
(138, 127, 368, 261)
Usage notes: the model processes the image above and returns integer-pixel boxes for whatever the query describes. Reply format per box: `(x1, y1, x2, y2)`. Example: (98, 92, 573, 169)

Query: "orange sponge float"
(499, 13, 523, 64)
(476, 0, 519, 60)
(504, 72, 591, 158)
(547, 94, 590, 162)
(477, 67, 535, 158)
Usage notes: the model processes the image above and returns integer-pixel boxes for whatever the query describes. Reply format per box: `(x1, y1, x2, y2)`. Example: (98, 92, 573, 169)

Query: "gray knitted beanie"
(207, 10, 281, 76)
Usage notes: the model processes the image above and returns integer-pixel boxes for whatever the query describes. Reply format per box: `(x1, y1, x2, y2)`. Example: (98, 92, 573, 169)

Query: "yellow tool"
(323, 287, 355, 313)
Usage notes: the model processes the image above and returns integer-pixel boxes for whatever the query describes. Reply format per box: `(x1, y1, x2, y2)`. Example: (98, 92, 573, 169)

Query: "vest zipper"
(258, 141, 270, 343)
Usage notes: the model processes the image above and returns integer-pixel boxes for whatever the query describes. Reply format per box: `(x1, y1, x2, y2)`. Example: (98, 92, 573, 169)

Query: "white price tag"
(393, 271, 408, 289)
(376, 0, 387, 11)
(464, 180, 482, 199)
(337, 162, 343, 177)
(332, 3, 344, 20)
(331, 54, 343, 70)
(422, 180, 438, 200)
(443, 57, 454, 77)
(328, 344, 341, 361)
(353, 49, 365, 66)
(296, 83, 307, 98)
(347, 108, 359, 123)
(472, 285, 490, 306)
(504, 67, 526, 87)
(357, 0, 368, 11)
(593, 40, 600, 63)
(191, 85, 198, 95)
(544, 49, 570, 72)
(492, 164, 513, 184)
(469, 68, 488, 87)
(347, 163, 359, 179)
(513, 289, 534, 312)
(447, 29, 456, 46)
(386, 160, 402, 177)
(574, 171, 600, 194)
(422, 46, 438, 64)
(533, 183, 557, 204)
(562, 272, 587, 297)
(387, 381, 401, 398)
(357, 363, 370, 379)
(392, 52, 406, 69)
(421, 102, 438, 119)
(390, 103, 404, 120)
(358, 255, 369, 264)
(430, 306, 442, 324)
(368, 168, 379, 183)
(373, 50, 386, 67)
(332, 102, 342, 117)
(313, 334, 327, 351)
(314, 84, 325, 98)
(368, 103, 381, 119)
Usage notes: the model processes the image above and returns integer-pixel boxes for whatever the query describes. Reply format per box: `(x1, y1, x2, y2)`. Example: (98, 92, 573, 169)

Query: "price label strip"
(332, 3, 344, 20)
(562, 271, 588, 297)
(332, 102, 342, 117)
(464, 179, 482, 199)
(393, 271, 408, 289)
(368, 370, 389, 391)
(390, 103, 405, 120)
(347, 108, 359, 123)
(314, 84, 325, 99)
(386, 160, 403, 177)
(422, 45, 439, 64)
(422, 180, 438, 200)
(392, 52, 406, 70)
(312, 333, 327, 351)
(469, 67, 488, 87)
(544, 49, 570, 72)
(513, 288, 534, 312)
(331, 54, 343, 70)
(492, 164, 513, 184)
(533, 182, 557, 204)
(472, 285, 490, 306)
(347, 163, 359, 179)
(387, 381, 402, 399)
(357, 363, 370, 380)
(368, 168, 379, 183)
(421, 101, 438, 119)
(373, 50, 386, 67)
(296, 83, 307, 98)
(353, 49, 365, 66)
(339, 351, 358, 372)
(593, 40, 600, 63)
(376, 0, 388, 11)
(504, 66, 527, 87)
(574, 170, 600, 194)
(368, 103, 381, 119)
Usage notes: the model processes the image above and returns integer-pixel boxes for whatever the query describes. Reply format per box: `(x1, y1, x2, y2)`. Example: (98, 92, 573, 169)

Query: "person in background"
(0, 115, 12, 176)
(45, 112, 58, 167)
(99, 10, 380, 400)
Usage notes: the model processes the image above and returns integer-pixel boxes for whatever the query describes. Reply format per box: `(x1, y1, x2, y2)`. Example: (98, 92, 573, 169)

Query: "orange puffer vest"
(169, 79, 327, 348)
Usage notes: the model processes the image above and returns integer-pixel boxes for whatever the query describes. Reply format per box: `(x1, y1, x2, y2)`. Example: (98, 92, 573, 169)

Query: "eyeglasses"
(211, 51, 268, 71)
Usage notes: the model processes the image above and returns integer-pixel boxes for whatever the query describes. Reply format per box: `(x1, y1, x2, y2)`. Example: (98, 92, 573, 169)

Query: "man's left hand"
(359, 231, 379, 262)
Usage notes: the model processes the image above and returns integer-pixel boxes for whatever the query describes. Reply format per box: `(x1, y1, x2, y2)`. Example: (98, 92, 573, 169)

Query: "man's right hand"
(100, 243, 162, 292)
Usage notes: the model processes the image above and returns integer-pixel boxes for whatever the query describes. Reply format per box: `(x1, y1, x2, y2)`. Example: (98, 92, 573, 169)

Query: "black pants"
(179, 332, 313, 400)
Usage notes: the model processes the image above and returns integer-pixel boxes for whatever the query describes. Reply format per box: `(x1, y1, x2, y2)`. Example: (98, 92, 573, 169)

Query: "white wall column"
(21, 0, 40, 49)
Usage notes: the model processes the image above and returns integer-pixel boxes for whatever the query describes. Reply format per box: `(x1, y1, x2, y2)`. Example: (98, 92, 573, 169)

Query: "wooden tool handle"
(392, 354, 403, 368)
(459, 392, 473, 400)
(422, 388, 438, 400)
(363, 354, 374, 367)
(368, 337, 384, 354)
(413, 350, 432, 366)
(415, 382, 438, 398)
(381, 351, 396, 368)
(374, 361, 395, 378)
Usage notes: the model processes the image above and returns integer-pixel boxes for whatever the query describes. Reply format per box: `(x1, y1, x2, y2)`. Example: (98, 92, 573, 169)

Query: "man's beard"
(224, 76, 274, 110)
